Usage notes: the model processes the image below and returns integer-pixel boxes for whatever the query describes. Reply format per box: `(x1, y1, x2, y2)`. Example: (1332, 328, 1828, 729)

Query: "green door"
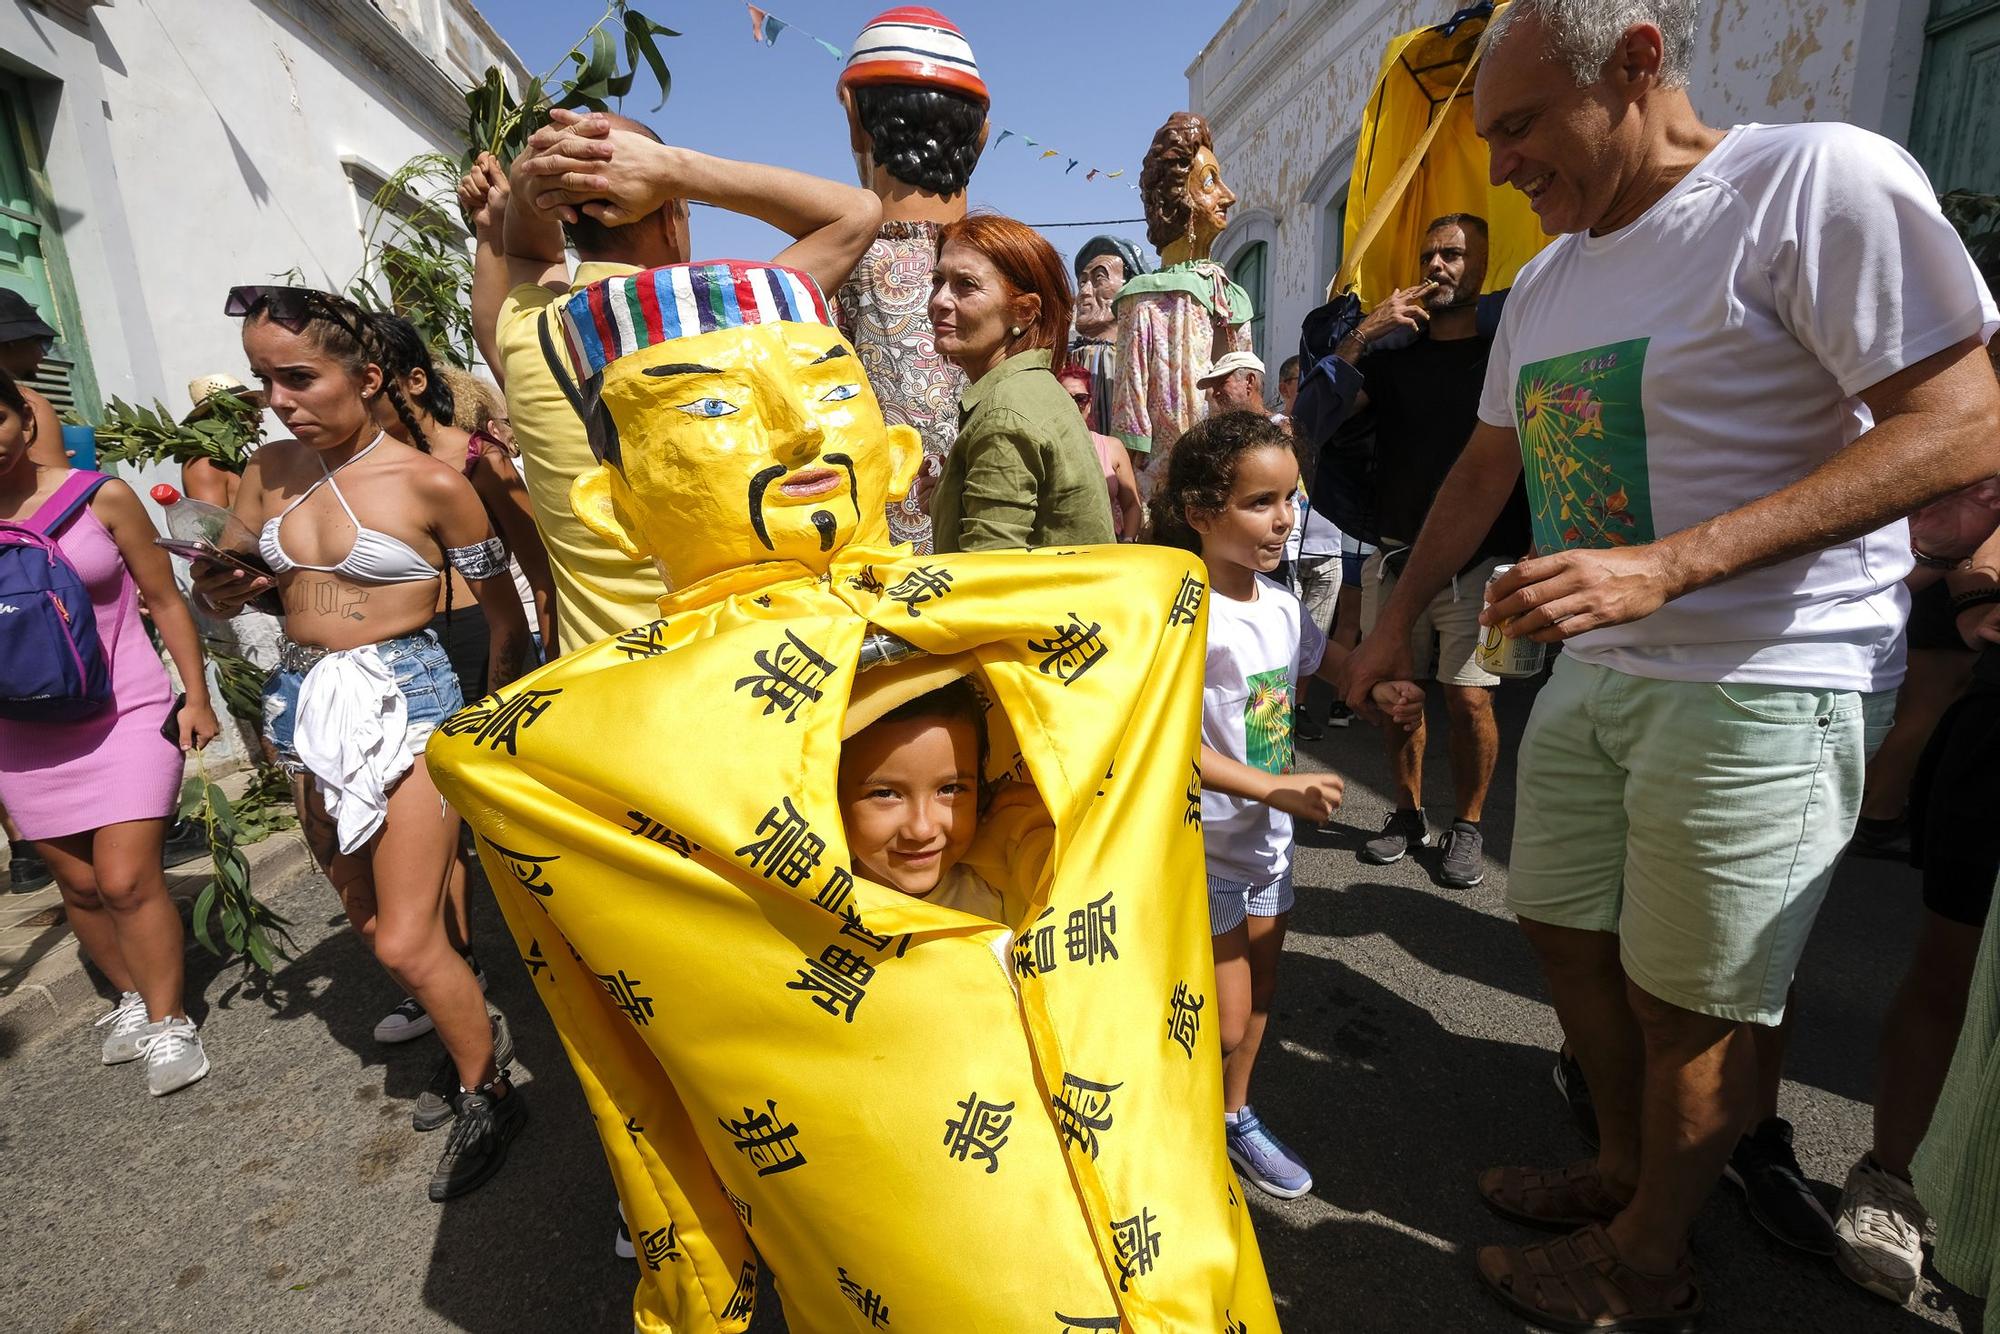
(0, 74, 96, 420)
(1910, 0, 2000, 194)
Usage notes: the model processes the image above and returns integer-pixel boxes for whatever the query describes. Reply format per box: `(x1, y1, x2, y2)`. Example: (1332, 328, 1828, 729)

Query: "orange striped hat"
(838, 7, 987, 108)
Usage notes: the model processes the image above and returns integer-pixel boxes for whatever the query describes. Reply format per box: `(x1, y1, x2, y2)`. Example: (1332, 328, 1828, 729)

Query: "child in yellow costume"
(426, 261, 1280, 1333)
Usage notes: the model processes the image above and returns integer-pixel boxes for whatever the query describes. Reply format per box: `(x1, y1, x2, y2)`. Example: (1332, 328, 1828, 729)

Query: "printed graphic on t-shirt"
(1516, 337, 1655, 553)
(1244, 667, 1294, 775)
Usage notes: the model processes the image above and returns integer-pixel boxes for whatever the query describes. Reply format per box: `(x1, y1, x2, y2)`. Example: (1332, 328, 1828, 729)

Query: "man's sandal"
(1477, 1223, 1703, 1334)
(1480, 1159, 1632, 1230)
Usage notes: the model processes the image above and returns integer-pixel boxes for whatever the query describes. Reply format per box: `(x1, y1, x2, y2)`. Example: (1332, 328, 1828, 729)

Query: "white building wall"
(0, 0, 523, 761)
(1191, 0, 1929, 387)
(4, 0, 521, 413)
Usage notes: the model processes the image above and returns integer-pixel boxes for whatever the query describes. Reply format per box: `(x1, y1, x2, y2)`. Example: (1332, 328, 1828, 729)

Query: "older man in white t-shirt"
(1343, 1, 2000, 1326)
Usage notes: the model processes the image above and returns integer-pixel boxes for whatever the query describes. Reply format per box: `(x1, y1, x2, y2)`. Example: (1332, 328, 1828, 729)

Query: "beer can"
(1476, 563, 1548, 679)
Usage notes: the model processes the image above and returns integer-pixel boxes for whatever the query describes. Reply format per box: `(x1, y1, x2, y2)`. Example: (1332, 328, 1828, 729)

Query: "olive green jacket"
(930, 350, 1118, 554)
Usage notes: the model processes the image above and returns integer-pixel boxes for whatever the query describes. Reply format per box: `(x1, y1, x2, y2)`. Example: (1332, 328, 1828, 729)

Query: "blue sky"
(475, 0, 1231, 266)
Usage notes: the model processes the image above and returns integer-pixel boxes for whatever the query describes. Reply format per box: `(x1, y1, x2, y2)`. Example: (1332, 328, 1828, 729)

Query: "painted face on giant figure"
(564, 263, 923, 591)
(1075, 250, 1127, 341)
(1140, 112, 1238, 265)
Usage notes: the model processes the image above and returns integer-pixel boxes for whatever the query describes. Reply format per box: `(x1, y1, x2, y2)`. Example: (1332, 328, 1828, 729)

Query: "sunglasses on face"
(1069, 393, 1091, 407)
(224, 285, 365, 342)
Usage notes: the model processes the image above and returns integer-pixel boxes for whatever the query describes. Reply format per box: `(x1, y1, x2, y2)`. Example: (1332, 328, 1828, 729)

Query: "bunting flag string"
(738, 2, 1141, 189)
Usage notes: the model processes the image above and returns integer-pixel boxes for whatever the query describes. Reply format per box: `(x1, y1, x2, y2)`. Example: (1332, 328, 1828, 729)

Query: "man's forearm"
(1653, 340, 2000, 602)
(504, 161, 567, 264)
(1377, 423, 1521, 630)
(468, 234, 510, 376)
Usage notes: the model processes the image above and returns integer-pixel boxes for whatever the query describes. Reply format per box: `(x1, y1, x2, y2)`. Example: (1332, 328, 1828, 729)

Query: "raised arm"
(457, 153, 514, 378)
(513, 109, 882, 295)
(502, 143, 572, 296)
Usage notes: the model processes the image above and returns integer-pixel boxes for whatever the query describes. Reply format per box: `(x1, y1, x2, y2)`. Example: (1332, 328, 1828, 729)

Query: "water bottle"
(148, 483, 261, 552)
(149, 484, 280, 614)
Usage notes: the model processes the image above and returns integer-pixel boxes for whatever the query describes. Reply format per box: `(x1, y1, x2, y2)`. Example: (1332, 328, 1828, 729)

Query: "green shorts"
(1509, 655, 1896, 1025)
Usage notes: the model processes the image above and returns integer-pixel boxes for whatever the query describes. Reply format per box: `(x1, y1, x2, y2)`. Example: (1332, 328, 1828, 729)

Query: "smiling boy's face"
(838, 712, 982, 898)
(572, 321, 921, 589)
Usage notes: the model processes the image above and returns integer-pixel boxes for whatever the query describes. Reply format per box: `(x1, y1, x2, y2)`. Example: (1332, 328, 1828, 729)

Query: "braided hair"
(366, 312, 454, 456)
(1147, 410, 1295, 553)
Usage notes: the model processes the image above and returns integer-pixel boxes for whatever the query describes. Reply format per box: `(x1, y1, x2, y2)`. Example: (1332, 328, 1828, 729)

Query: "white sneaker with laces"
(135, 1016, 210, 1097)
(1833, 1155, 1927, 1305)
(95, 991, 149, 1065)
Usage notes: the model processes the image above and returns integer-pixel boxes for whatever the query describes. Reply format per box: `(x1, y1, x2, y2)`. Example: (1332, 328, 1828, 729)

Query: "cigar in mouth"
(1415, 280, 1439, 295)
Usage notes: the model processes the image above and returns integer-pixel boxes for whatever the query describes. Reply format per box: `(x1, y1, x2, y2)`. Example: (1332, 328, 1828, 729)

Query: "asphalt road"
(0, 678, 1984, 1334)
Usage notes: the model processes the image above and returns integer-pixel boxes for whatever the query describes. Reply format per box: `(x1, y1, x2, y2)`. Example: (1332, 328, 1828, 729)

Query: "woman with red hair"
(926, 211, 1116, 552)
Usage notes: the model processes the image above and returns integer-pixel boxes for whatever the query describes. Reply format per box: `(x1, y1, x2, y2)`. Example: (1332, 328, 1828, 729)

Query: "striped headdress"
(557, 261, 834, 381)
(839, 7, 987, 107)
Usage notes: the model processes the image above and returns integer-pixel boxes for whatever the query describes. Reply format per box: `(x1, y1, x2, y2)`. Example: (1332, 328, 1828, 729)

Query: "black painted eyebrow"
(809, 346, 851, 365)
(642, 363, 721, 378)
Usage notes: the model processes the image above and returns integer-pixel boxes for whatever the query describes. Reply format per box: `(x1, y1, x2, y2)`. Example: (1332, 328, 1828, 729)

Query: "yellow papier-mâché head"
(559, 262, 923, 591)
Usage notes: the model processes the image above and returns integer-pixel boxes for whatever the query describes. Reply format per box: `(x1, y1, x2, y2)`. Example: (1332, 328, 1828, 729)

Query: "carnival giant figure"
(1111, 112, 1253, 494)
(1070, 234, 1149, 439)
(427, 260, 1278, 1333)
(835, 6, 989, 552)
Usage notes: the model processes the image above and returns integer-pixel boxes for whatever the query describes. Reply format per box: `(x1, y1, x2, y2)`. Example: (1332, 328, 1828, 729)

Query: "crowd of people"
(4, 0, 2000, 1327)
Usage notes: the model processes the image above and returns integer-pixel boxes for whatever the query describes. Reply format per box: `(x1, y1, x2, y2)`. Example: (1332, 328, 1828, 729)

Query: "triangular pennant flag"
(1066, 159, 1078, 174)
(1086, 168, 1099, 181)
(747, 3, 770, 43)
(1107, 170, 1125, 179)
(1040, 149, 1058, 159)
(996, 129, 1014, 147)
(767, 15, 788, 44)
(1023, 137, 1037, 149)
(814, 36, 843, 58)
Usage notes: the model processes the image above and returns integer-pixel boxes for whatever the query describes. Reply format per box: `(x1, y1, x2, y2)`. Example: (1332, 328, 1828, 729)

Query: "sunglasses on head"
(224, 285, 365, 341)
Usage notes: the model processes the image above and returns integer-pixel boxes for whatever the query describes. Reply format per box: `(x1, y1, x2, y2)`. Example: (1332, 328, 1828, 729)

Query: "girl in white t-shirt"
(1154, 411, 1422, 1200)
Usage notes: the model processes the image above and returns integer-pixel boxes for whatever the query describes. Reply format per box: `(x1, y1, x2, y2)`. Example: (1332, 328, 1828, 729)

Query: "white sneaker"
(614, 1202, 635, 1260)
(94, 991, 149, 1065)
(1834, 1155, 1927, 1305)
(135, 1016, 209, 1097)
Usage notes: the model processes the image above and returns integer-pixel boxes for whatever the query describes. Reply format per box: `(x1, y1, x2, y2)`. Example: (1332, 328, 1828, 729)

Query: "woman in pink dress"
(0, 371, 220, 1096)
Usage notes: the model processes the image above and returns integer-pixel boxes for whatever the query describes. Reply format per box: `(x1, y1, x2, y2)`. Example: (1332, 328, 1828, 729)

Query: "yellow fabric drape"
(1337, 3, 1551, 308)
(429, 542, 1278, 1333)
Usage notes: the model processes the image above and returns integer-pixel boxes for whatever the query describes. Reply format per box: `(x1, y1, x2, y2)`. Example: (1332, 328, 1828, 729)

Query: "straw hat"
(182, 372, 264, 424)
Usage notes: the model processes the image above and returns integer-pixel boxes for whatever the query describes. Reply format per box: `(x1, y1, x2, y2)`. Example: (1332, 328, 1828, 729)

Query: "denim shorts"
(1208, 871, 1295, 936)
(262, 630, 464, 775)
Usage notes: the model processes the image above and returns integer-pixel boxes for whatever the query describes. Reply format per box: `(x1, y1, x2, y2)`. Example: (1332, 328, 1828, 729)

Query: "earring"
(1009, 325, 1023, 337)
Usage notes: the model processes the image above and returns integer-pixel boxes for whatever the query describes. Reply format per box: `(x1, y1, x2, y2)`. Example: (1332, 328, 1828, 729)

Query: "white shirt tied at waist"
(292, 644, 417, 854)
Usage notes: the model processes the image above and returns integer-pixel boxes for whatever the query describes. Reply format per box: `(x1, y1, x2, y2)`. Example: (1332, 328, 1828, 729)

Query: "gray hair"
(1486, 0, 1699, 91)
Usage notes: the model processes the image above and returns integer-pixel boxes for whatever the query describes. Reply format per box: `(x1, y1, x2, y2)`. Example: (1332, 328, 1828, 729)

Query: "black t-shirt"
(1360, 333, 1532, 560)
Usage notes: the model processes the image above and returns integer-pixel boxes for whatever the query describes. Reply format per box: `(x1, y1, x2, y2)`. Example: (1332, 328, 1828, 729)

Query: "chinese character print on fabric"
(425, 261, 1276, 1334)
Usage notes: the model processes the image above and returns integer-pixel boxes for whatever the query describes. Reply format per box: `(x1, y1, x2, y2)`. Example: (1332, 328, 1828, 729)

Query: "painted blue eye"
(820, 383, 860, 403)
(677, 398, 738, 418)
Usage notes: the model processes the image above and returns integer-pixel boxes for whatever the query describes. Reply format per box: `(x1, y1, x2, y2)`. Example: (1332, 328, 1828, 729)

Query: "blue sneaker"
(1226, 1106, 1313, 1200)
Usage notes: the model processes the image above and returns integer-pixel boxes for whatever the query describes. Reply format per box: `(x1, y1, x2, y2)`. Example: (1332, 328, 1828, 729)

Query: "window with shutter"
(0, 73, 97, 421)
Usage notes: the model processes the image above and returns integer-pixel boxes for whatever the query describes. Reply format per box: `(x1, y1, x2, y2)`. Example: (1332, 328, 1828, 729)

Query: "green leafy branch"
(347, 152, 481, 368)
(92, 391, 263, 474)
(464, 2, 678, 164)
(179, 757, 298, 976)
